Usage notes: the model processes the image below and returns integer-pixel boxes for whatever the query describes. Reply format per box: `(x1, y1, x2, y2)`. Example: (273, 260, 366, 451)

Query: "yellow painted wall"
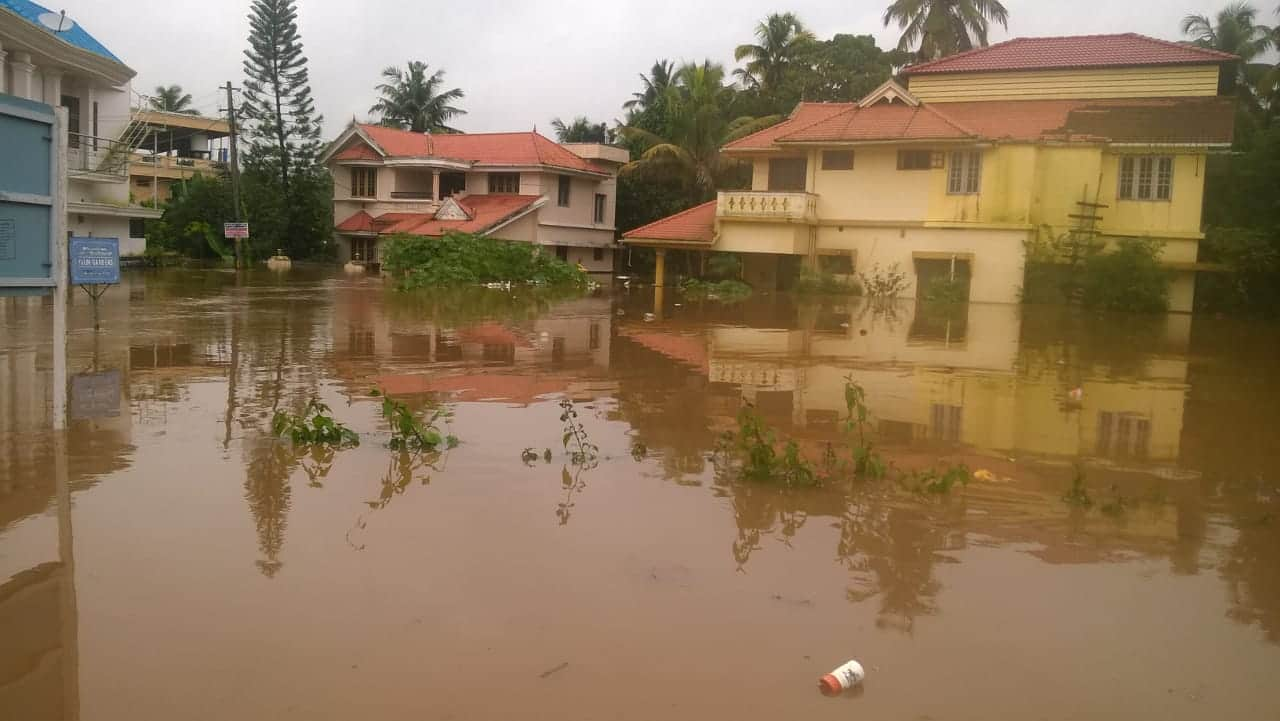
(907, 65, 1220, 103)
(813, 146, 931, 220)
(718, 220, 807, 254)
(1098, 152, 1206, 238)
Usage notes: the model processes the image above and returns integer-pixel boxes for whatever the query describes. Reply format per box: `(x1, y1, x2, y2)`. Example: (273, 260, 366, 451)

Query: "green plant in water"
(381, 231, 588, 291)
(559, 398, 600, 467)
(679, 277, 753, 301)
(727, 403, 820, 487)
(1062, 466, 1094, 507)
(370, 389, 459, 451)
(921, 276, 969, 304)
(905, 464, 971, 495)
(272, 399, 360, 447)
(841, 375, 886, 480)
(796, 268, 860, 296)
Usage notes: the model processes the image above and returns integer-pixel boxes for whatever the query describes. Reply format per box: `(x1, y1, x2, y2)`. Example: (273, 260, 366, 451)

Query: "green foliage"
(149, 84, 197, 114)
(727, 404, 820, 487)
(1077, 238, 1171, 313)
(371, 61, 466, 133)
(841, 376, 886, 480)
(883, 0, 1010, 61)
(272, 399, 359, 447)
(795, 269, 860, 296)
(241, 0, 331, 258)
(679, 278, 753, 301)
(921, 276, 969, 304)
(551, 116, 613, 143)
(381, 232, 588, 290)
(706, 252, 742, 280)
(858, 262, 910, 299)
(370, 389, 457, 451)
(905, 464, 972, 495)
(1197, 226, 1280, 316)
(1062, 466, 1094, 508)
(559, 399, 600, 467)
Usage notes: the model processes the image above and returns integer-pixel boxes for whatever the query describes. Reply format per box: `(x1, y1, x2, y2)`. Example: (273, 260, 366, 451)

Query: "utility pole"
(224, 82, 243, 269)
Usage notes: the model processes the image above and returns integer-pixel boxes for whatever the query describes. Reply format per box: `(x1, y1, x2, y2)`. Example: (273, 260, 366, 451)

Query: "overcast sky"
(63, 0, 1269, 136)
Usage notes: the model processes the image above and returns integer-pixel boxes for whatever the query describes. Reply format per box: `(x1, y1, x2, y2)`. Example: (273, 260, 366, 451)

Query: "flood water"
(2, 268, 1279, 721)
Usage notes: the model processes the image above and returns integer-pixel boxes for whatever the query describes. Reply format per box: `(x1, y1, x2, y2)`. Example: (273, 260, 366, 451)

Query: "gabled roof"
(902, 33, 1238, 76)
(776, 103, 975, 144)
(0, 0, 122, 63)
(622, 201, 717, 244)
(336, 195, 544, 238)
(341, 123, 609, 175)
(723, 103, 852, 152)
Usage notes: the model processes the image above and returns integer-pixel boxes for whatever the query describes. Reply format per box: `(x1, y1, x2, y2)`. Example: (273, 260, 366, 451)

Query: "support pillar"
(431, 170, 440, 202)
(0, 42, 8, 94)
(42, 69, 62, 108)
(654, 248, 666, 287)
(11, 52, 35, 101)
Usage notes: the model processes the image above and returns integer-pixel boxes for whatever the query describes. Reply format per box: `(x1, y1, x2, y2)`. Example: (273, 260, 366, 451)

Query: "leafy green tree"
(147, 174, 234, 259)
(370, 61, 466, 133)
(149, 85, 198, 115)
(241, 0, 329, 258)
(733, 12, 815, 93)
(623, 60, 675, 113)
(1182, 2, 1274, 113)
(620, 61, 780, 199)
(551, 116, 613, 143)
(797, 34, 913, 103)
(882, 0, 1010, 61)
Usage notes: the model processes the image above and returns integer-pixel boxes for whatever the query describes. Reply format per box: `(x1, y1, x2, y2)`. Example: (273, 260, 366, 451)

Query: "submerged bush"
(920, 276, 969, 304)
(796, 269, 861, 296)
(1077, 238, 1171, 313)
(680, 277, 753, 301)
(1197, 226, 1280, 317)
(272, 399, 360, 447)
(381, 232, 587, 290)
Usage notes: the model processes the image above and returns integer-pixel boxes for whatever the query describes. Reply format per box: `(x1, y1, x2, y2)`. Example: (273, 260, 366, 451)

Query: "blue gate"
(0, 93, 58, 296)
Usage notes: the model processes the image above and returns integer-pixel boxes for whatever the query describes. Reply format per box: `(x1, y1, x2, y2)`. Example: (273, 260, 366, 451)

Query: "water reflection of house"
(621, 300, 1192, 467)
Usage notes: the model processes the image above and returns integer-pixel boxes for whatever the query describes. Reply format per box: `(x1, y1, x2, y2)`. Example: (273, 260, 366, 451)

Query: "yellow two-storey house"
(624, 34, 1237, 312)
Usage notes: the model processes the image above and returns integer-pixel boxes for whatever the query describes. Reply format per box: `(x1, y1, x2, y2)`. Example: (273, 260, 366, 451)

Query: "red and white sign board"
(223, 222, 249, 239)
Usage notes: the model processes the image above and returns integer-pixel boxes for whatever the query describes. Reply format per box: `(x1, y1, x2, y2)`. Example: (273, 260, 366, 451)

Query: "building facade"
(127, 109, 230, 207)
(623, 34, 1237, 312)
(0, 0, 161, 256)
(323, 122, 627, 273)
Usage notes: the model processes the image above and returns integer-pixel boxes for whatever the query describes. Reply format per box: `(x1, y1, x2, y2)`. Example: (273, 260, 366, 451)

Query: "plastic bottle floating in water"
(818, 659, 865, 696)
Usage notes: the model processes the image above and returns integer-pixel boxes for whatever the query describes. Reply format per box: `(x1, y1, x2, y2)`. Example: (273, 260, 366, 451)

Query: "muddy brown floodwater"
(2, 268, 1279, 720)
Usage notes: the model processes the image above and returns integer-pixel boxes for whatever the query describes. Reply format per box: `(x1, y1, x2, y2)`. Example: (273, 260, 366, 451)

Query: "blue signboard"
(0, 93, 56, 297)
(69, 237, 120, 285)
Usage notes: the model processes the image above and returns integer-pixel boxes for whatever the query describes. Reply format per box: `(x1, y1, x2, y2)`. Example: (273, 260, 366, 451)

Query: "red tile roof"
(622, 201, 717, 244)
(335, 210, 376, 233)
(617, 329, 709, 373)
(777, 103, 975, 143)
(353, 124, 608, 175)
(903, 33, 1237, 75)
(724, 102, 853, 151)
(936, 97, 1235, 144)
(333, 140, 381, 161)
(336, 195, 543, 237)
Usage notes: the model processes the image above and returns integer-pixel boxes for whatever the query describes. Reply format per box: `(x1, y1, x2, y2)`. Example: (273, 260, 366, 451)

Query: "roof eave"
(0, 7, 134, 85)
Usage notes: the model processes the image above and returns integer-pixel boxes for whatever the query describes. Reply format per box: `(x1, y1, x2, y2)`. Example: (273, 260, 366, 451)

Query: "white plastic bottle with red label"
(818, 659, 865, 696)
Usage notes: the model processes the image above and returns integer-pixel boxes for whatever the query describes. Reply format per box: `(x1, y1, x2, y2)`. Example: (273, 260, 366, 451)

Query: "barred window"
(947, 151, 981, 194)
(489, 173, 520, 193)
(1119, 155, 1173, 201)
(821, 150, 854, 170)
(350, 167, 377, 198)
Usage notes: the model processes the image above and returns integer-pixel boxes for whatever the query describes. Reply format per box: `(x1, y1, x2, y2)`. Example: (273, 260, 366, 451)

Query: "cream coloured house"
(624, 34, 1237, 312)
(322, 122, 627, 273)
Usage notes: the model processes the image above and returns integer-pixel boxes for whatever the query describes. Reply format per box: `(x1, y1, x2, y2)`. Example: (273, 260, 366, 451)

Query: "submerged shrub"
(680, 277, 753, 301)
(1077, 238, 1171, 313)
(381, 231, 587, 290)
(796, 269, 861, 296)
(272, 399, 359, 447)
(1197, 226, 1280, 316)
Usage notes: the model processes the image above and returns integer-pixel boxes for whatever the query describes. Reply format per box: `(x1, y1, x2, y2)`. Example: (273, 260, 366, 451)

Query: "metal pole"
(52, 107, 68, 430)
(225, 82, 243, 269)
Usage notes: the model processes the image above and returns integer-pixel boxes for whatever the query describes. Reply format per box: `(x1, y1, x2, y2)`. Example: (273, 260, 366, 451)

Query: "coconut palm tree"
(619, 61, 782, 198)
(733, 13, 816, 93)
(150, 85, 198, 115)
(882, 0, 1010, 61)
(550, 116, 613, 143)
(624, 60, 676, 112)
(370, 61, 466, 133)
(1182, 2, 1274, 105)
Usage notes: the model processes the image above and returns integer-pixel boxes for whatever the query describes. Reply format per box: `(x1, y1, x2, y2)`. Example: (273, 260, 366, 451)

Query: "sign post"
(69, 237, 120, 331)
(224, 223, 249, 267)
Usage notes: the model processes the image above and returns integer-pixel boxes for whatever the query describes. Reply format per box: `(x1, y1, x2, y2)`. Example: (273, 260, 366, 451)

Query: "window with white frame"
(350, 167, 377, 198)
(947, 151, 982, 194)
(1118, 156, 1174, 201)
(558, 175, 571, 206)
(594, 193, 607, 223)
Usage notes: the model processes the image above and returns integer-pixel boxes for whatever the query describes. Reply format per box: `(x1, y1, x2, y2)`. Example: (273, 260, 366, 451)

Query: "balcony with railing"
(129, 153, 225, 179)
(717, 190, 818, 224)
(67, 133, 134, 181)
